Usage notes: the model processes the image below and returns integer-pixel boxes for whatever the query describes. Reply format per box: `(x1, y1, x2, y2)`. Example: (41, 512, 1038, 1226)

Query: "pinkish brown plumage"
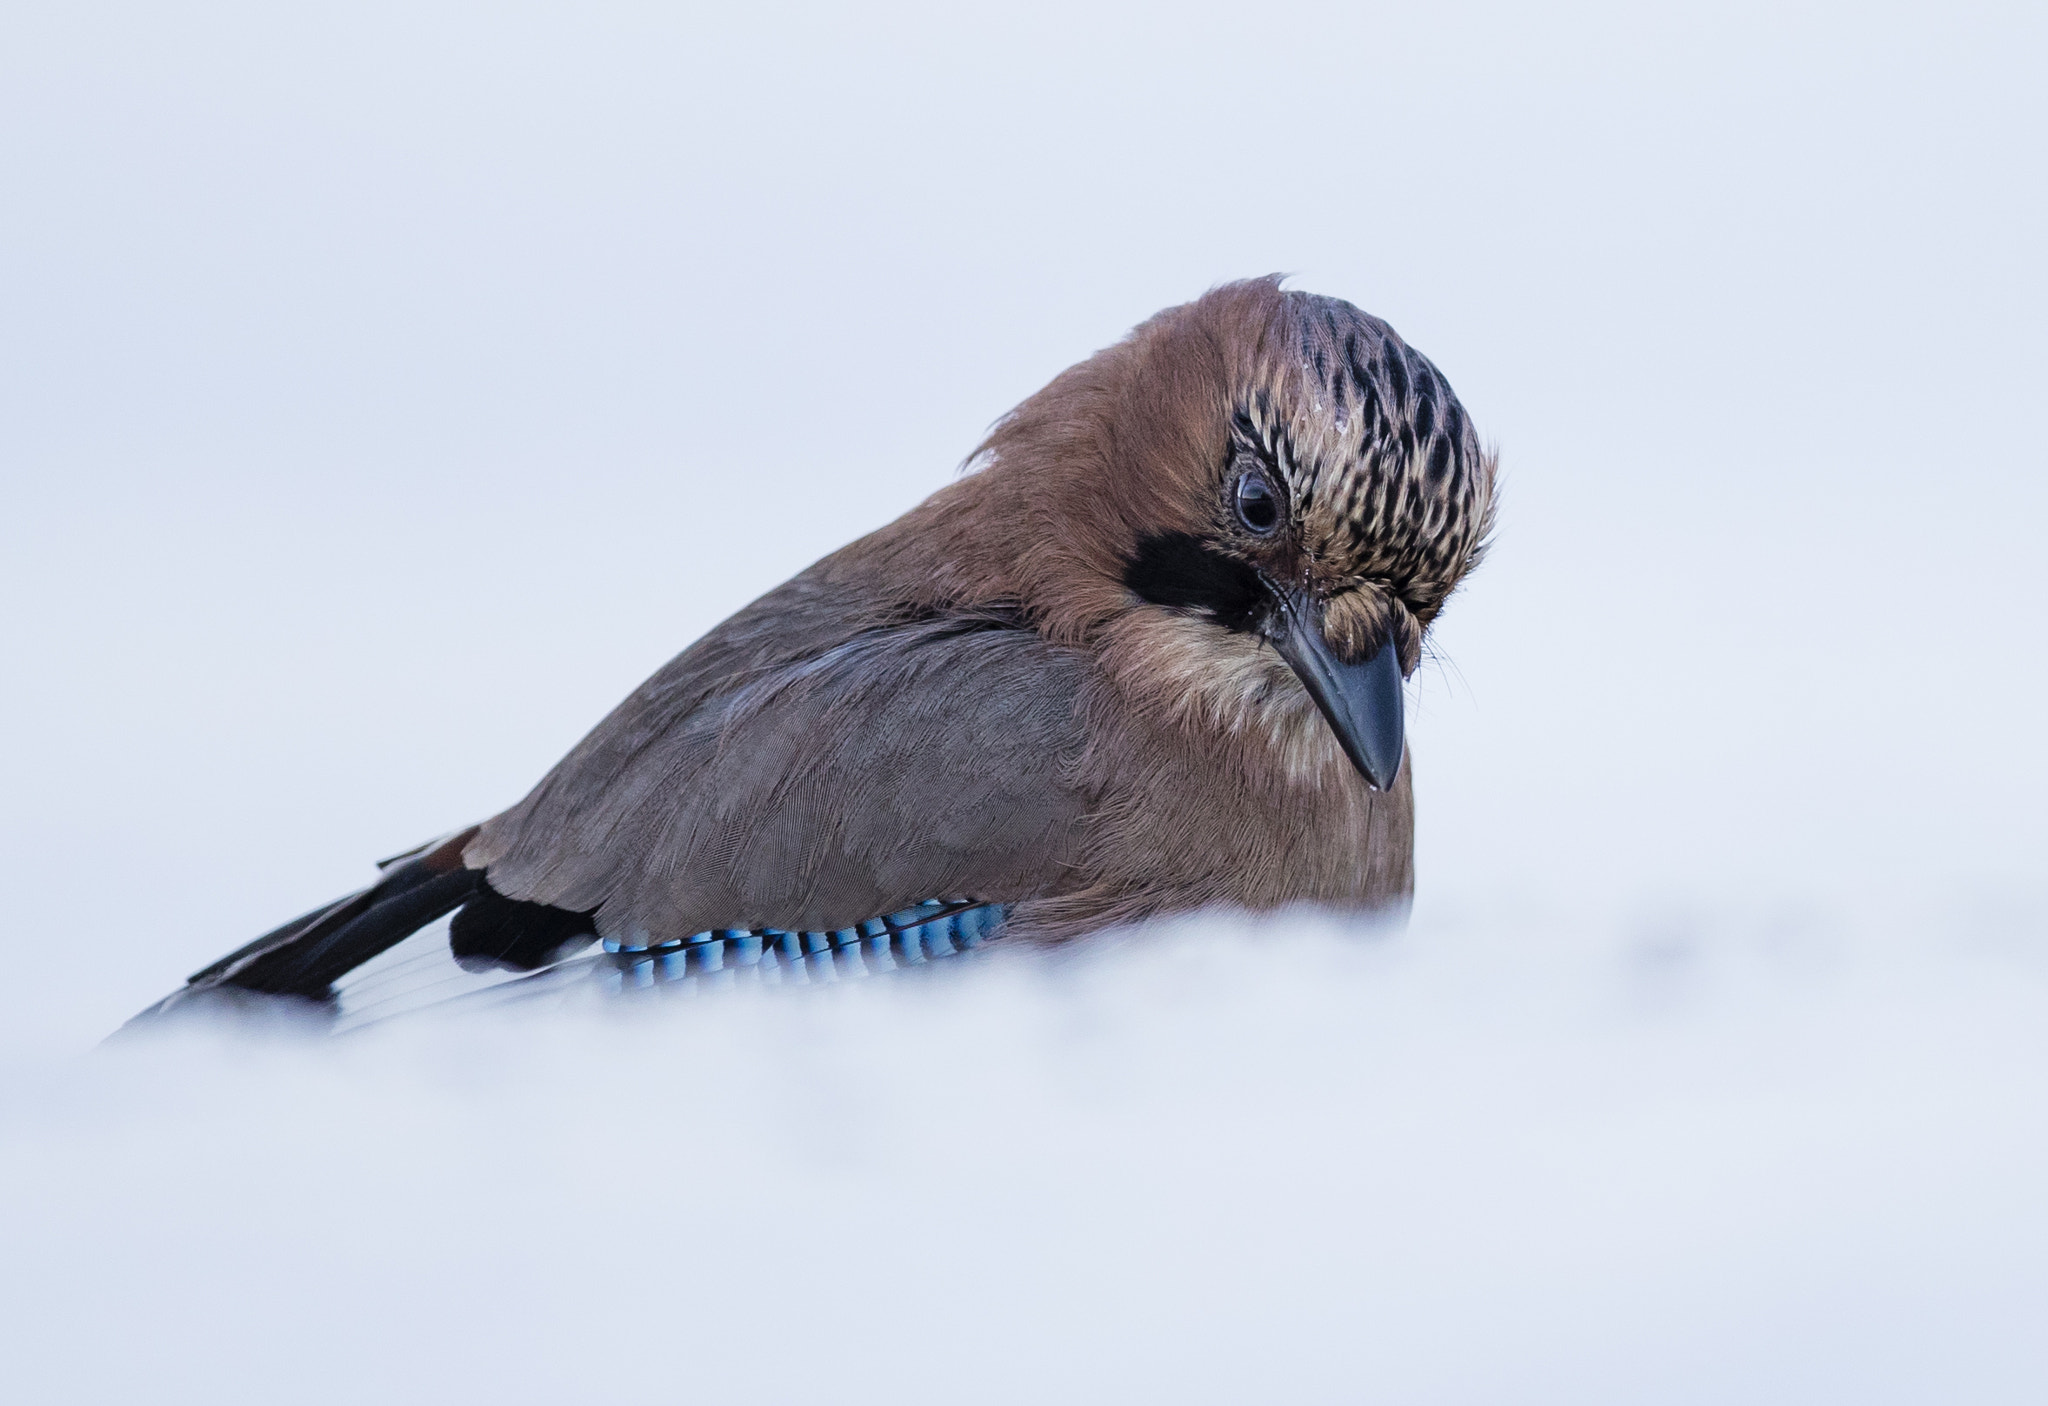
(129, 278, 1496, 1028)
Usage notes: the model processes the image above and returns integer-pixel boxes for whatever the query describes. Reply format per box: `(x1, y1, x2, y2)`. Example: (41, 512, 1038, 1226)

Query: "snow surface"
(7, 907, 2047, 1403)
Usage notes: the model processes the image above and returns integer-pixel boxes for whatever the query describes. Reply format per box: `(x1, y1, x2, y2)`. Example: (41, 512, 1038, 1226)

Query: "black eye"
(1235, 471, 1280, 534)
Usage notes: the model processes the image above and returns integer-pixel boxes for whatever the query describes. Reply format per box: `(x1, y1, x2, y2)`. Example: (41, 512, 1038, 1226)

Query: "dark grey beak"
(1267, 591, 1406, 790)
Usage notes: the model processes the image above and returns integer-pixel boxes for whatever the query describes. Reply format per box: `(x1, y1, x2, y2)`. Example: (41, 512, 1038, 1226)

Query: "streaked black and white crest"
(1235, 291, 1496, 625)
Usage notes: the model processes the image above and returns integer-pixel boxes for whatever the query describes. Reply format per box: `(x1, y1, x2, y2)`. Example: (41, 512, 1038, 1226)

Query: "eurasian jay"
(129, 277, 1496, 1029)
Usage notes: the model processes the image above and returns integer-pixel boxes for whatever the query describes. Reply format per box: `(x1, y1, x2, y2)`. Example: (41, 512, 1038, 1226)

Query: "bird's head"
(954, 278, 1497, 791)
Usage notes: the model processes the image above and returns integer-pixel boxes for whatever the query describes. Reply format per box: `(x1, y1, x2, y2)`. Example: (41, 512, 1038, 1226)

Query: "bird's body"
(128, 278, 1494, 1029)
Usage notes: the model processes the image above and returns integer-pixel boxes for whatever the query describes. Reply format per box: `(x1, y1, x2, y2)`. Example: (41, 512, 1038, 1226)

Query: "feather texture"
(128, 278, 1490, 1028)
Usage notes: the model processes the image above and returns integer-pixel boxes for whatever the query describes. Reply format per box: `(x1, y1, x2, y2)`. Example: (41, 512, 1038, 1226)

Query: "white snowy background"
(3, 2, 2044, 1401)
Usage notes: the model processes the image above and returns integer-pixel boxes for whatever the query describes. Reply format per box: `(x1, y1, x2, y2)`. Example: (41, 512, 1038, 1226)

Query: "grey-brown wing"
(466, 602, 1095, 945)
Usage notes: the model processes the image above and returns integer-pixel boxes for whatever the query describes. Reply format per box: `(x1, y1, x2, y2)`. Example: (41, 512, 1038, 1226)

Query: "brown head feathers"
(853, 275, 1496, 688)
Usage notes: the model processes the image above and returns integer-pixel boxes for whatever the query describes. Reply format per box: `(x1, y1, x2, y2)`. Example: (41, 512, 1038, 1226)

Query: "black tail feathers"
(448, 882, 600, 973)
(124, 827, 600, 1030)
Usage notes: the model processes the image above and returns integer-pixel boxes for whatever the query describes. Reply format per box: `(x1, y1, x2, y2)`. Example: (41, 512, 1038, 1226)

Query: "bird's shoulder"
(466, 562, 1100, 940)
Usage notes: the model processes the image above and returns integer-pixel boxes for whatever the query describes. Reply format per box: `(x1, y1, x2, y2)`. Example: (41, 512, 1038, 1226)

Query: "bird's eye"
(1235, 471, 1280, 534)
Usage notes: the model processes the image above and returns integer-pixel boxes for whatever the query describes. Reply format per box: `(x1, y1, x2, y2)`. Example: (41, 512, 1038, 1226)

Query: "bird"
(126, 277, 1497, 1031)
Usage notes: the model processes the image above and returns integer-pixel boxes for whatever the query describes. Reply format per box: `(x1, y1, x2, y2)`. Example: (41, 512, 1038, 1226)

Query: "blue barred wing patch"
(330, 900, 1010, 1032)
(600, 900, 1010, 993)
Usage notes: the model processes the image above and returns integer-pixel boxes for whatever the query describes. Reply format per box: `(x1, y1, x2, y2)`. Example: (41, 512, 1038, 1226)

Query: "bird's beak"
(1266, 589, 1406, 791)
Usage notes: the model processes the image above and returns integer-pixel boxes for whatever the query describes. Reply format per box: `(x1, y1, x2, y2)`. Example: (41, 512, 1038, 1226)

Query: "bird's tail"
(123, 827, 489, 1028)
